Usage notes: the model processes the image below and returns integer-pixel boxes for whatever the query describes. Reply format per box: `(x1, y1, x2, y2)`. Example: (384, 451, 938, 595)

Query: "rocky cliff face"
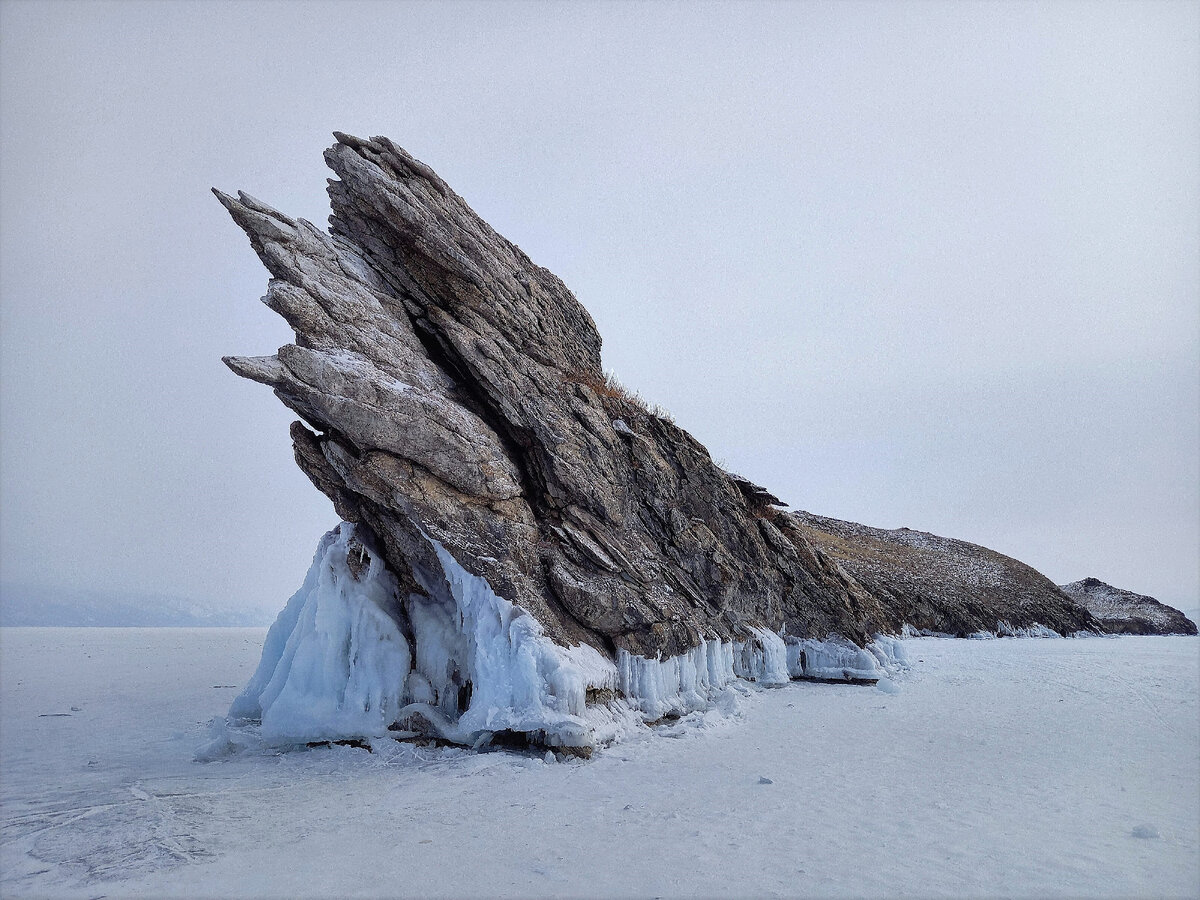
(1060, 578, 1197, 636)
(219, 134, 1102, 748)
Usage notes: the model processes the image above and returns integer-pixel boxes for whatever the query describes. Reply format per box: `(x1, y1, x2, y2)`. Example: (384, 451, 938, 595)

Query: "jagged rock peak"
(219, 132, 907, 663)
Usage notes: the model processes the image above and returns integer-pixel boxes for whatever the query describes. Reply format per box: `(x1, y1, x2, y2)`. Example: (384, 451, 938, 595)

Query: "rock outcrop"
(219, 133, 895, 656)
(791, 512, 1096, 637)
(219, 133, 1099, 748)
(1060, 578, 1197, 636)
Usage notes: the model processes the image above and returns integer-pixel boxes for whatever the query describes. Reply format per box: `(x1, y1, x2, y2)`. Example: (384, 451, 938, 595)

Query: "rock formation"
(1060, 578, 1197, 636)
(218, 133, 1100, 749)
(792, 512, 1095, 637)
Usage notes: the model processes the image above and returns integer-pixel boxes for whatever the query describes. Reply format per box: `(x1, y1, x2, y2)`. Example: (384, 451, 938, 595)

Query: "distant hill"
(0, 582, 275, 627)
(1060, 578, 1198, 636)
(789, 511, 1096, 636)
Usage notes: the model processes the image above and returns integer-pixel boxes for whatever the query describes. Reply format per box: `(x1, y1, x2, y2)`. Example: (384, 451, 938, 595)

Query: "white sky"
(1, 0, 1197, 616)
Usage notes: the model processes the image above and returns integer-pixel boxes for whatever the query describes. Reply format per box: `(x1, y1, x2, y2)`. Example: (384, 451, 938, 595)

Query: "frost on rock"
(1060, 578, 1197, 636)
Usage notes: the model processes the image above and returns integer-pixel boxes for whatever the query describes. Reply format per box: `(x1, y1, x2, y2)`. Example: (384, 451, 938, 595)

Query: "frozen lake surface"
(1, 627, 1196, 898)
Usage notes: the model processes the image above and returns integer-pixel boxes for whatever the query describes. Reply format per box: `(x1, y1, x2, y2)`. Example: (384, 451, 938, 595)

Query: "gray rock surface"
(219, 133, 1098, 672)
(1060, 578, 1197, 636)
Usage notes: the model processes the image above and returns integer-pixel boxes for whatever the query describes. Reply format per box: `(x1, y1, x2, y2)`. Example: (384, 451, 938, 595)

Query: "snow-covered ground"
(1, 628, 1196, 898)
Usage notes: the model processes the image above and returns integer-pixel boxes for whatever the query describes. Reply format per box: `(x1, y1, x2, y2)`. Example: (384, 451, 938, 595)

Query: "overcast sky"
(1, 0, 1197, 618)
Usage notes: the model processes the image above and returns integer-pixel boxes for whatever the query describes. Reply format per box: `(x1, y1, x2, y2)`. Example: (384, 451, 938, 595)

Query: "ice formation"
(401, 535, 634, 749)
(965, 621, 1063, 640)
(226, 524, 909, 751)
(617, 640, 740, 722)
(786, 634, 887, 682)
(902, 622, 1063, 640)
(229, 524, 411, 744)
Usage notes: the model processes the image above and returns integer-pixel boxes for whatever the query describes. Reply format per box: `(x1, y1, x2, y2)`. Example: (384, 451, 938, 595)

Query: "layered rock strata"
(220, 134, 1097, 748)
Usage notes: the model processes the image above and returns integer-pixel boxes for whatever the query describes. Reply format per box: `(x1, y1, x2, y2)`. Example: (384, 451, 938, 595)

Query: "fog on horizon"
(1, 0, 1197, 618)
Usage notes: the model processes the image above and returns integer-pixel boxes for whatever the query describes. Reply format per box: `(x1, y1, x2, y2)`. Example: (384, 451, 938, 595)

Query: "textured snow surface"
(2, 628, 1197, 898)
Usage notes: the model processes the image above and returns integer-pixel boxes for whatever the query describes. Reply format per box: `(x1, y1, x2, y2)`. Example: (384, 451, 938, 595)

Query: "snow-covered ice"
(2, 628, 1197, 898)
